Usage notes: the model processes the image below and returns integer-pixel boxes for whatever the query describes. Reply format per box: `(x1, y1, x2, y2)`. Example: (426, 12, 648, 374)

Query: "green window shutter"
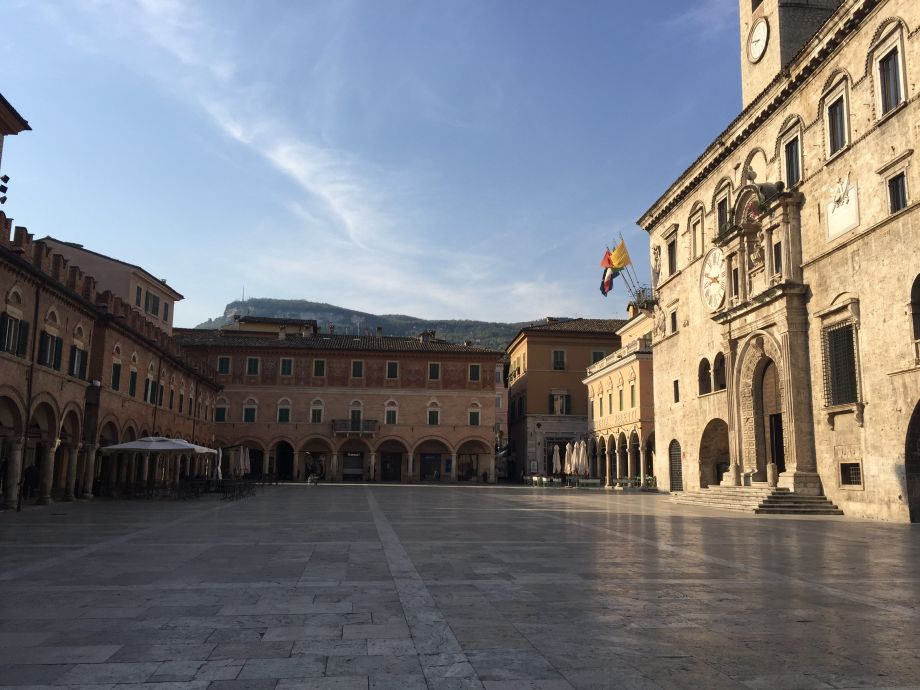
(53, 337, 63, 370)
(0, 313, 8, 351)
(79, 350, 87, 380)
(16, 321, 29, 357)
(564, 395, 572, 415)
(68, 345, 77, 376)
(548, 394, 554, 414)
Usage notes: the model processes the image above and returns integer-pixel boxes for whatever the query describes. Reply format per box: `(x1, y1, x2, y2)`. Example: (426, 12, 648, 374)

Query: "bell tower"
(740, 0, 842, 107)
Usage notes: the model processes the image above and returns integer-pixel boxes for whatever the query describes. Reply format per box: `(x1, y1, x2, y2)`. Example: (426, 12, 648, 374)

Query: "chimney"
(278, 325, 286, 341)
(329, 324, 335, 334)
(376, 326, 383, 337)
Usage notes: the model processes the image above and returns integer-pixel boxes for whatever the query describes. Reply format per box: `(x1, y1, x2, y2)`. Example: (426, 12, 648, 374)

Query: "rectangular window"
(732, 267, 740, 298)
(277, 407, 291, 423)
(178, 393, 183, 412)
(823, 322, 859, 406)
(246, 357, 260, 376)
(385, 408, 397, 425)
(129, 370, 137, 397)
(428, 409, 440, 425)
(469, 410, 480, 426)
(630, 383, 636, 408)
(828, 96, 847, 155)
(428, 362, 441, 380)
(280, 358, 293, 376)
(591, 351, 605, 364)
(667, 237, 677, 275)
(879, 48, 902, 115)
(619, 389, 624, 411)
(135, 286, 142, 307)
(717, 197, 730, 234)
(670, 311, 678, 334)
(599, 398, 603, 417)
(608, 393, 612, 413)
(784, 136, 801, 187)
(215, 407, 227, 423)
(772, 241, 783, 277)
(692, 217, 703, 257)
(111, 362, 121, 391)
(168, 390, 174, 410)
(162, 302, 169, 322)
(673, 380, 680, 403)
(310, 407, 323, 424)
(351, 360, 364, 378)
(840, 462, 862, 486)
(889, 172, 907, 214)
(0, 314, 28, 357)
(552, 350, 566, 371)
(188, 397, 193, 415)
(158, 384, 164, 407)
(313, 359, 326, 377)
(496, 395, 502, 408)
(37, 332, 63, 370)
(144, 291, 160, 316)
(243, 407, 256, 423)
(386, 361, 398, 379)
(217, 356, 231, 374)
(469, 364, 481, 381)
(67, 346, 88, 379)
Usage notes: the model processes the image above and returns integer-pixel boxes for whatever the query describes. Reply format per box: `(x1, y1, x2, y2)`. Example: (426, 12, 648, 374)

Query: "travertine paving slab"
(0, 486, 919, 689)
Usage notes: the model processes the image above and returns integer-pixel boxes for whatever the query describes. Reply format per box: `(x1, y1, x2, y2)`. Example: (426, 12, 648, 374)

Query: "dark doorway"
(906, 401, 920, 523)
(381, 452, 402, 481)
(276, 442, 294, 481)
(668, 440, 683, 492)
(247, 449, 264, 479)
(421, 453, 441, 481)
(343, 452, 364, 481)
(769, 413, 786, 473)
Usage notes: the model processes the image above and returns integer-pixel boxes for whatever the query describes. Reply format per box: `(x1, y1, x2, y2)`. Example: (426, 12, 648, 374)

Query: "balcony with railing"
(586, 337, 652, 376)
(332, 419, 378, 435)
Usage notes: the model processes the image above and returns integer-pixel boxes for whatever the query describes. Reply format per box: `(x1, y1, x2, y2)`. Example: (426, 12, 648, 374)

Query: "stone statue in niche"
(749, 230, 765, 268)
(651, 245, 661, 287)
(653, 304, 666, 338)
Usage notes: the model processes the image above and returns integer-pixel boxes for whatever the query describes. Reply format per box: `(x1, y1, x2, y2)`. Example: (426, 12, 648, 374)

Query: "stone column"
(2, 439, 24, 510)
(449, 453, 457, 482)
(627, 445, 636, 481)
(368, 452, 377, 482)
(64, 445, 80, 501)
(639, 444, 648, 488)
(331, 452, 339, 481)
(38, 439, 59, 505)
(408, 453, 414, 483)
(605, 441, 613, 488)
(80, 444, 98, 499)
(488, 453, 495, 483)
(140, 453, 150, 488)
(615, 446, 623, 481)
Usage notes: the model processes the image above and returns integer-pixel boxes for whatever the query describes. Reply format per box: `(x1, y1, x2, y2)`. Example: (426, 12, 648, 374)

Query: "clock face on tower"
(700, 247, 726, 311)
(748, 17, 769, 63)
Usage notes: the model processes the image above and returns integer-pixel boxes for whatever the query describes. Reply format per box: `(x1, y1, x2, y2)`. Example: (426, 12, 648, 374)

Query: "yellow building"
(505, 318, 624, 480)
(583, 307, 655, 487)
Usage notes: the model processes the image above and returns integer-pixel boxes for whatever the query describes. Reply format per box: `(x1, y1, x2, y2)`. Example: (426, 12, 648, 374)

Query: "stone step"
(669, 486, 843, 516)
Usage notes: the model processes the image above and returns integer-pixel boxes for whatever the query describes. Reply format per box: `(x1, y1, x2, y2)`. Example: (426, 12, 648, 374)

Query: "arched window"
(384, 400, 398, 425)
(713, 352, 727, 391)
(468, 401, 482, 427)
(427, 401, 440, 426)
(698, 359, 712, 395)
(277, 397, 292, 423)
(243, 397, 258, 423)
(349, 400, 363, 431)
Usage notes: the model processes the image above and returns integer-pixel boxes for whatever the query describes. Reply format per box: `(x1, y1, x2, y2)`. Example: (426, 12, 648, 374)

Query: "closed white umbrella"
(579, 441, 589, 476)
(215, 448, 223, 480)
(563, 442, 573, 475)
(552, 444, 561, 474)
(243, 446, 251, 474)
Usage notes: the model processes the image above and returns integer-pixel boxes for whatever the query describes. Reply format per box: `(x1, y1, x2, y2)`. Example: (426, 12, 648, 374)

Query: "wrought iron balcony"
(332, 419, 378, 435)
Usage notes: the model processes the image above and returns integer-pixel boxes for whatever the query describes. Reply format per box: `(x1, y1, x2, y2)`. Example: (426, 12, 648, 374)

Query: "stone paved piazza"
(0, 486, 919, 689)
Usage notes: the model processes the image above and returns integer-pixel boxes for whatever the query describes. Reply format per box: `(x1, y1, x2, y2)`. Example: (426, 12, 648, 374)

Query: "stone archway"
(274, 441, 295, 481)
(0, 393, 25, 509)
(699, 419, 729, 488)
(737, 333, 787, 480)
(668, 440, 683, 492)
(906, 400, 920, 523)
(376, 438, 409, 482)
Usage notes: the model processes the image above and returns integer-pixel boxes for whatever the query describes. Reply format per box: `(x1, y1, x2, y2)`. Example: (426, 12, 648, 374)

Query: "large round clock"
(748, 18, 769, 63)
(700, 247, 726, 311)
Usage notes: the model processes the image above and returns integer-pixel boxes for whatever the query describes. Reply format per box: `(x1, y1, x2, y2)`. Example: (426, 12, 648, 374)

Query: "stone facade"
(175, 325, 504, 484)
(639, 0, 920, 521)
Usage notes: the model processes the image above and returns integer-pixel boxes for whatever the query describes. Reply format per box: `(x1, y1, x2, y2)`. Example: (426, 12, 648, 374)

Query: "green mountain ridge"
(194, 298, 540, 351)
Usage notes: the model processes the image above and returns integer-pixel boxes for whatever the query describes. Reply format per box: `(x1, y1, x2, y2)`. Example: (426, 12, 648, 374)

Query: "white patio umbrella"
(563, 442, 573, 475)
(552, 444, 561, 474)
(579, 441, 589, 477)
(101, 436, 217, 455)
(243, 446, 251, 474)
(215, 448, 223, 480)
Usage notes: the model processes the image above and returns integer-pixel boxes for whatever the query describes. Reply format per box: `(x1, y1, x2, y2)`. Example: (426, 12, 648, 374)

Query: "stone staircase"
(669, 485, 843, 515)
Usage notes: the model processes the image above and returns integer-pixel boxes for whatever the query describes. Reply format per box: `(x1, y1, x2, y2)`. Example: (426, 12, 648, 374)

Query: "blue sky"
(1, 0, 740, 327)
